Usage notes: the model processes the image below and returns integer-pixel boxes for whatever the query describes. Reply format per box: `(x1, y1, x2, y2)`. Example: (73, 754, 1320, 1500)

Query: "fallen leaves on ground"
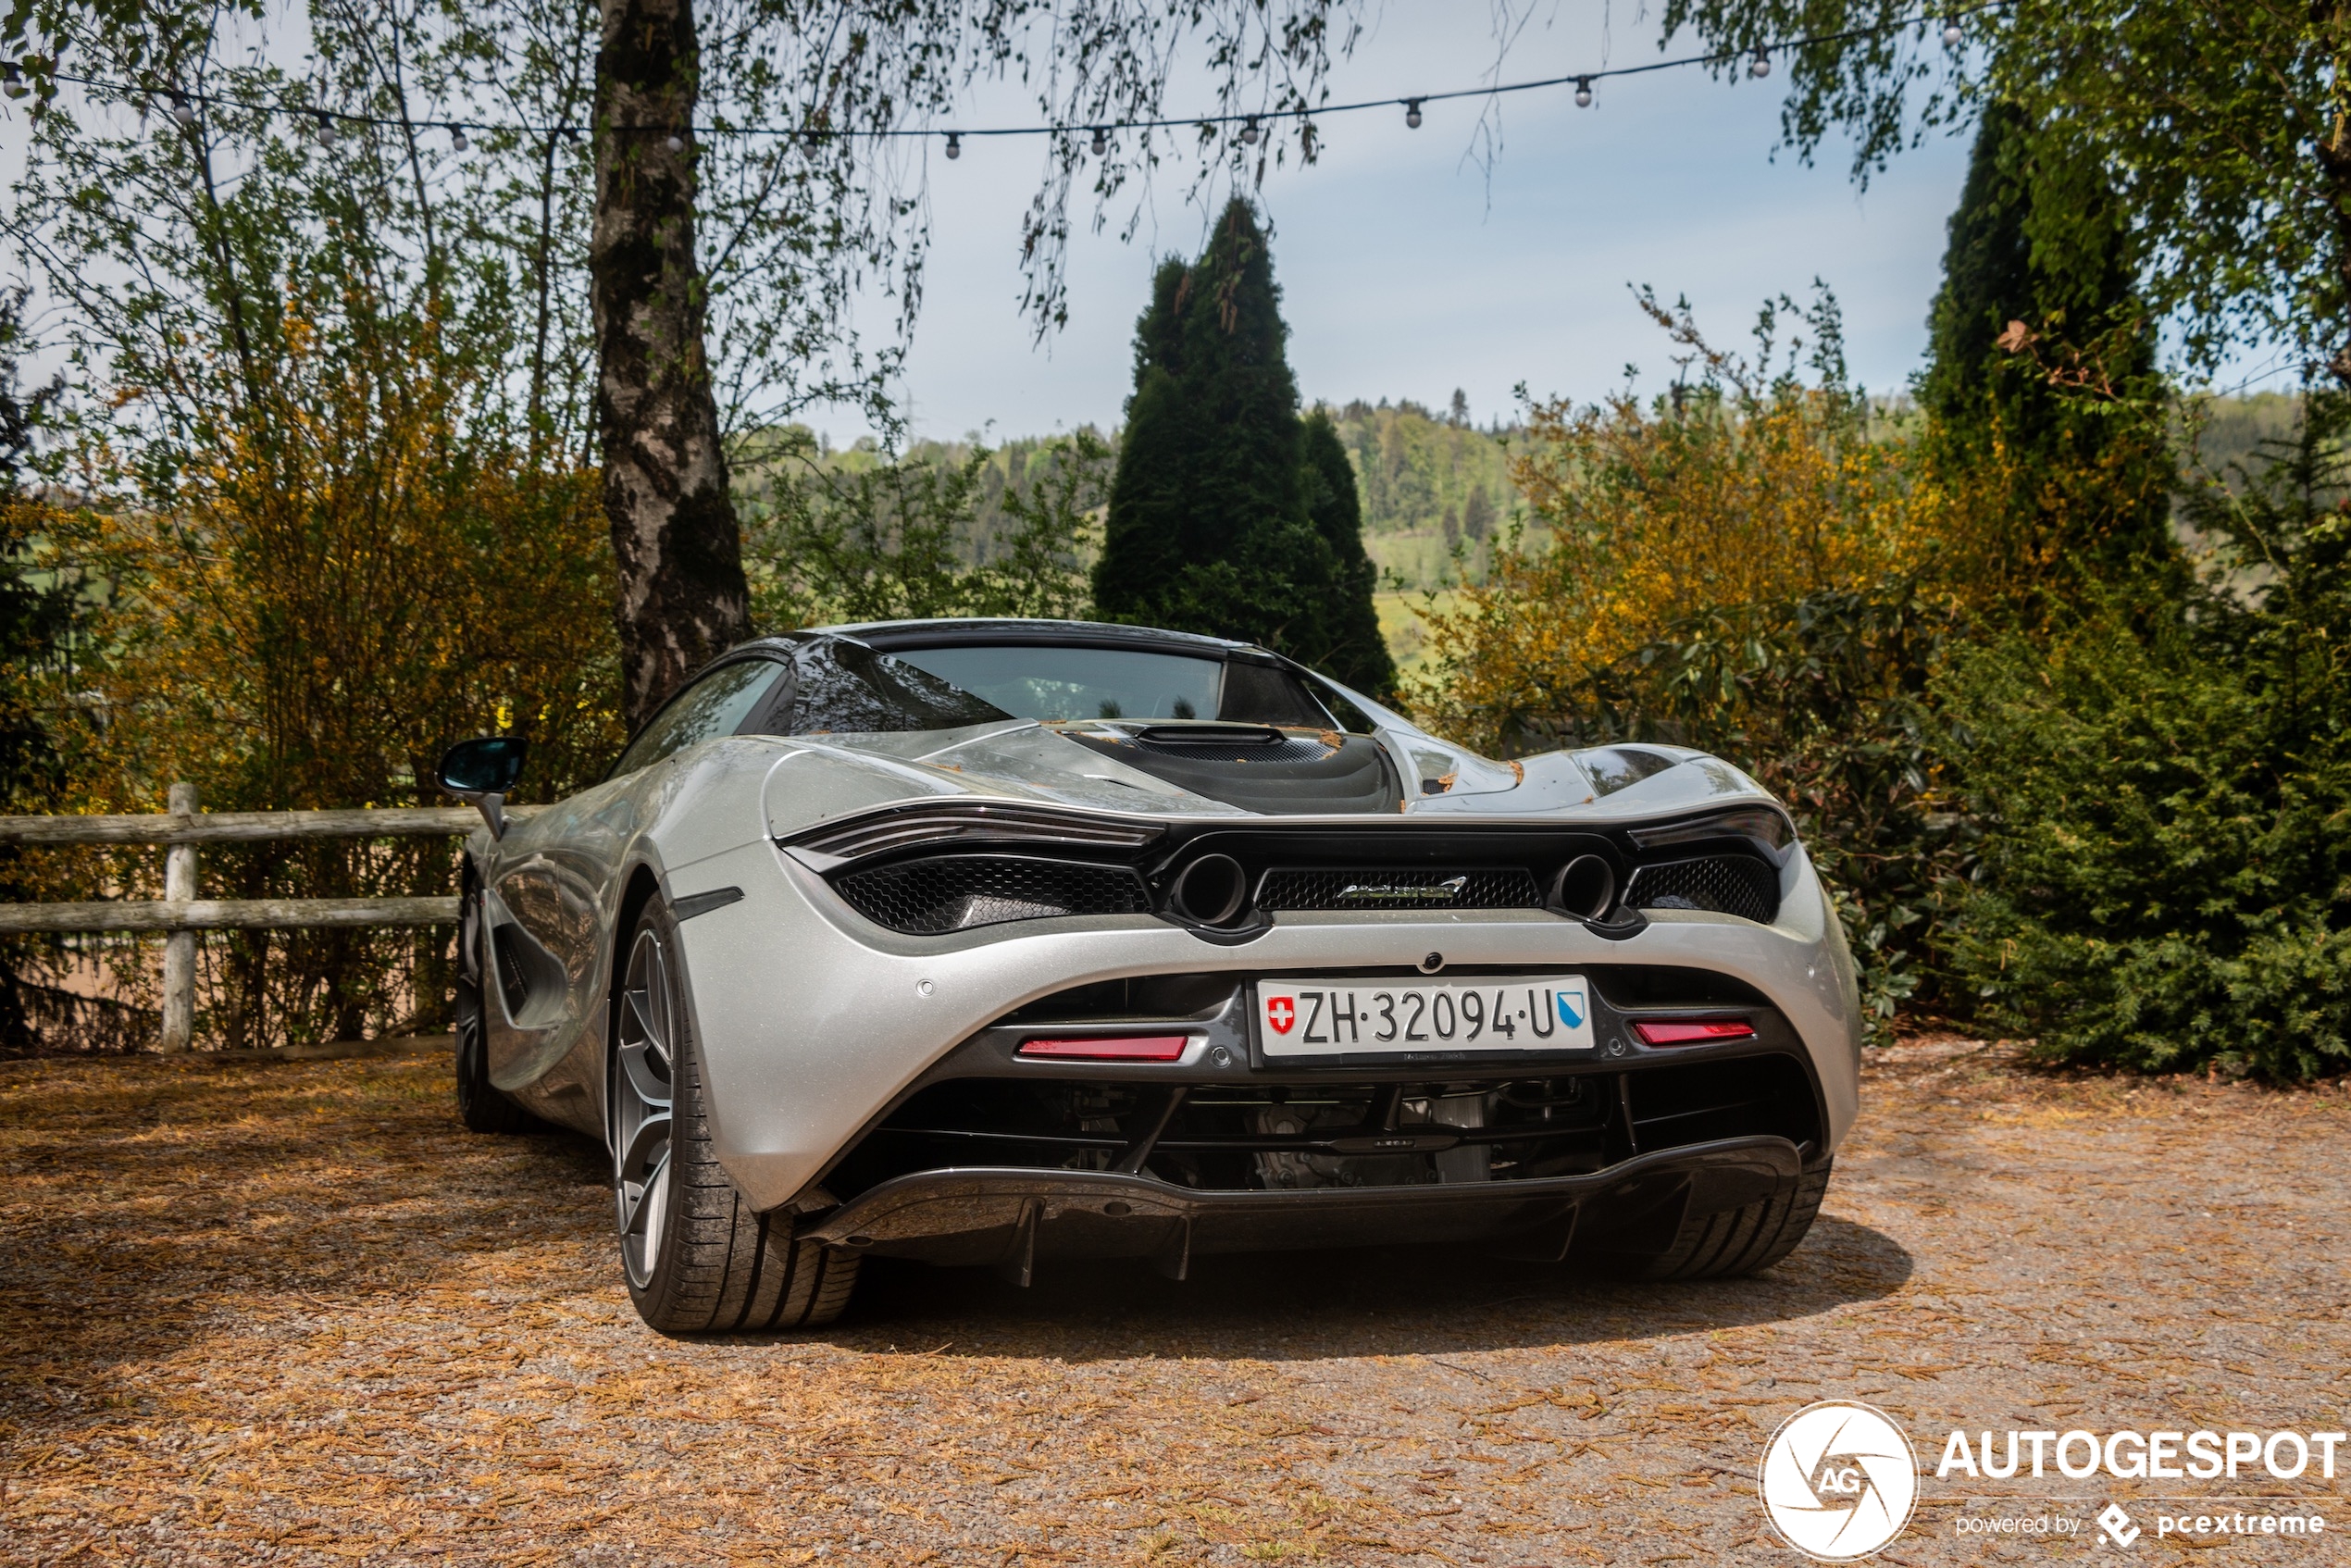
(3, 1038, 2346, 1565)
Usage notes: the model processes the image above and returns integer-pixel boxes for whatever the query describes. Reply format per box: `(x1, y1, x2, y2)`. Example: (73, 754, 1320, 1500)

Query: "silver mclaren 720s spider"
(435, 618, 1862, 1334)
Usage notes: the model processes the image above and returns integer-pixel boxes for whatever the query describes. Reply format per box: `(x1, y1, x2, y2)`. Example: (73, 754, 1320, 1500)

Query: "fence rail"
(0, 786, 540, 1051)
(0, 896, 463, 934)
(0, 804, 511, 845)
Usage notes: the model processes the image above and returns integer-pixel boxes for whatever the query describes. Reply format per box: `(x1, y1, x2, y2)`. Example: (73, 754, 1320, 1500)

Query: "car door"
(480, 655, 790, 1093)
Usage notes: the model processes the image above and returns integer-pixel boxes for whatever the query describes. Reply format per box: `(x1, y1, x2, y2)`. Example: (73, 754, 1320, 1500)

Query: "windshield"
(889, 644, 1225, 722)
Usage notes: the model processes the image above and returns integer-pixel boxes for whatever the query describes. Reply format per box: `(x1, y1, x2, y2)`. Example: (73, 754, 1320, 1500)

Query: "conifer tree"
(1300, 409, 1398, 695)
(1918, 102, 2171, 579)
(1094, 201, 1345, 660)
(1462, 483, 1495, 542)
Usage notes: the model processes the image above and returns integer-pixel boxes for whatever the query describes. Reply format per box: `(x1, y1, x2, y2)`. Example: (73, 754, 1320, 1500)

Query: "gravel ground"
(4, 1038, 2347, 1566)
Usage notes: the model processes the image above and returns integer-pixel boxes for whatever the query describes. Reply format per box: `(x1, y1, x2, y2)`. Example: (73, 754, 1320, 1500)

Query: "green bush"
(1941, 396, 2351, 1080)
(1595, 584, 1977, 1037)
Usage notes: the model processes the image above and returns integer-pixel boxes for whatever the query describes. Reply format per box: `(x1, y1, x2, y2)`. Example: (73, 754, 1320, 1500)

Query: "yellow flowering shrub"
(1415, 380, 1939, 754)
(1404, 292, 2034, 1033)
(49, 313, 622, 1050)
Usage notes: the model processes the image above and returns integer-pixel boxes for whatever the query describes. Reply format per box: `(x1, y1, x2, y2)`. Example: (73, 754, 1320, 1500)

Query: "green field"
(1374, 587, 1461, 678)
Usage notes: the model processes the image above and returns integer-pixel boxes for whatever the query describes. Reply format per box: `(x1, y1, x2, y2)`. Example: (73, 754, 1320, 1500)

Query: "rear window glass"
(779, 640, 1012, 734)
(890, 644, 1223, 722)
(888, 642, 1341, 729)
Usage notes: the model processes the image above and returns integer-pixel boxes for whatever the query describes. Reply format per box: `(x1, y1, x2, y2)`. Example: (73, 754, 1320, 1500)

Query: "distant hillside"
(762, 392, 2303, 626)
(2181, 391, 2301, 486)
(742, 427, 1114, 569)
(774, 400, 1523, 592)
(1322, 397, 1523, 591)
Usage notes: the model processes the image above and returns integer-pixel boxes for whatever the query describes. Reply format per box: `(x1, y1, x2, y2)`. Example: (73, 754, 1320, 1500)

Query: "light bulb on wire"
(449, 123, 468, 153)
(1239, 116, 1260, 145)
(665, 132, 686, 153)
(1942, 18, 1964, 45)
(1404, 98, 1423, 130)
(1, 63, 26, 100)
(1089, 126, 1107, 156)
(1749, 48, 1771, 79)
(1574, 76, 1593, 108)
(944, 131, 961, 160)
(313, 110, 337, 148)
(170, 91, 196, 125)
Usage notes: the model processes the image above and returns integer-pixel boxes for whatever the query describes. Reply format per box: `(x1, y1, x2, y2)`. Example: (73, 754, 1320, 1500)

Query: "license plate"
(1254, 976, 1595, 1059)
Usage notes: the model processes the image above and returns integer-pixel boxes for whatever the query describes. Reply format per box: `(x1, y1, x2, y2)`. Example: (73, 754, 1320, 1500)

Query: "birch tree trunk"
(592, 0, 751, 728)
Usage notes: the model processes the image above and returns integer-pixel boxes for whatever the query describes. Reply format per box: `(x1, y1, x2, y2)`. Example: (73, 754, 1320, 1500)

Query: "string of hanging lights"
(0, 2, 2001, 156)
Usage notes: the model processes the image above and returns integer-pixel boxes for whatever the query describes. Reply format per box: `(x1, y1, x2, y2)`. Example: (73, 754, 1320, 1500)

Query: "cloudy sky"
(830, 3, 1982, 445)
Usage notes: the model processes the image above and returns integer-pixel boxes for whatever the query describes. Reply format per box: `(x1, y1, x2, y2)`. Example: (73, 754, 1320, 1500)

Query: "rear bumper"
(672, 836, 1862, 1211)
(802, 1134, 1805, 1274)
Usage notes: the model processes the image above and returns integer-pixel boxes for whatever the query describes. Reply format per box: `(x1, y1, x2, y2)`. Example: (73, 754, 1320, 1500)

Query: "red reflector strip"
(1016, 1035, 1189, 1062)
(1632, 1018, 1758, 1047)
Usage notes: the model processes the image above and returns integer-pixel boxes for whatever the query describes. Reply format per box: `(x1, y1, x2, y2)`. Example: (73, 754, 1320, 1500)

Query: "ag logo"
(1759, 1400, 1918, 1561)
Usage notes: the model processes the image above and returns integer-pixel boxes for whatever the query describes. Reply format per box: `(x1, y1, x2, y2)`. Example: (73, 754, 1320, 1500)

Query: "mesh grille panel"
(1625, 855, 1780, 923)
(1258, 866, 1543, 911)
(835, 856, 1150, 935)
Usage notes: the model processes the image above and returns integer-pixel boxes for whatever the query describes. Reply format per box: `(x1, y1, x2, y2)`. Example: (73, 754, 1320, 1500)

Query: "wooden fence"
(0, 785, 538, 1051)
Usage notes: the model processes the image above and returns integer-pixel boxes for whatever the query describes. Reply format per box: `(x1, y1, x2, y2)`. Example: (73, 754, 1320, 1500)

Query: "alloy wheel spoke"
(613, 922, 680, 1281)
(638, 940, 670, 1048)
(619, 1040, 671, 1110)
(620, 980, 668, 1067)
(618, 1146, 670, 1238)
(618, 1108, 671, 1186)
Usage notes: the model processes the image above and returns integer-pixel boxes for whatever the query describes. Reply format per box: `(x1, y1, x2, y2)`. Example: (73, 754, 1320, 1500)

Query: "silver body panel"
(470, 649, 1863, 1214)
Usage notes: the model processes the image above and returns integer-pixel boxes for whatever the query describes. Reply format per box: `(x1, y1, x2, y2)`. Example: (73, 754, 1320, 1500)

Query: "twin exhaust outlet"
(1163, 851, 1636, 933)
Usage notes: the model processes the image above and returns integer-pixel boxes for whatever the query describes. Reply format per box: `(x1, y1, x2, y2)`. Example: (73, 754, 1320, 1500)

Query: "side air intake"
(1624, 855, 1780, 924)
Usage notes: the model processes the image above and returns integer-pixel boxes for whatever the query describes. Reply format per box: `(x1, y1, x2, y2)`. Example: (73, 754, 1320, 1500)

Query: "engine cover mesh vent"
(1625, 855, 1780, 924)
(1258, 866, 1543, 911)
(1063, 728, 1401, 815)
(1131, 729, 1335, 764)
(835, 855, 1150, 935)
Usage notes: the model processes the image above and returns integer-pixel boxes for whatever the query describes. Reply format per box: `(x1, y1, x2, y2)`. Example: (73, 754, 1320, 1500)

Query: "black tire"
(454, 877, 536, 1135)
(610, 898, 859, 1335)
(1609, 1158, 1834, 1281)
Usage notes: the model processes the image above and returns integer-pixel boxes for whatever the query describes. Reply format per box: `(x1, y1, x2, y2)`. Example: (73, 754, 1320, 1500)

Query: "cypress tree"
(1300, 408, 1399, 696)
(1094, 200, 1346, 661)
(1919, 102, 2172, 579)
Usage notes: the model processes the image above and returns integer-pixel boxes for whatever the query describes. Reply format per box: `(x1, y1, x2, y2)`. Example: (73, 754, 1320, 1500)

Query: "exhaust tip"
(1168, 853, 1250, 927)
(1550, 854, 1617, 921)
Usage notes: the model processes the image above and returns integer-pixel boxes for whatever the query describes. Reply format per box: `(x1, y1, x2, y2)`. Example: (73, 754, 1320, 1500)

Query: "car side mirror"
(437, 737, 529, 840)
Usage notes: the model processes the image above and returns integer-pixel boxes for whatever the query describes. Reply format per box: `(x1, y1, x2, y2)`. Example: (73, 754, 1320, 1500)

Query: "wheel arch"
(608, 863, 666, 1023)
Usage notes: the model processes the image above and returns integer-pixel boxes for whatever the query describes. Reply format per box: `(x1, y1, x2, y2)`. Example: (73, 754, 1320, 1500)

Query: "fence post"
(158, 781, 197, 1052)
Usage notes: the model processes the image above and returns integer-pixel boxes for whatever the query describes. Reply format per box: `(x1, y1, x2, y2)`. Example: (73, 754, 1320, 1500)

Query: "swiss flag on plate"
(1263, 994, 1296, 1035)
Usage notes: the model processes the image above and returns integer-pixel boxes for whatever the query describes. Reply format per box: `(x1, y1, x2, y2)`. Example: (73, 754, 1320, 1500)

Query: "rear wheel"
(609, 898, 859, 1334)
(1605, 1158, 1834, 1281)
